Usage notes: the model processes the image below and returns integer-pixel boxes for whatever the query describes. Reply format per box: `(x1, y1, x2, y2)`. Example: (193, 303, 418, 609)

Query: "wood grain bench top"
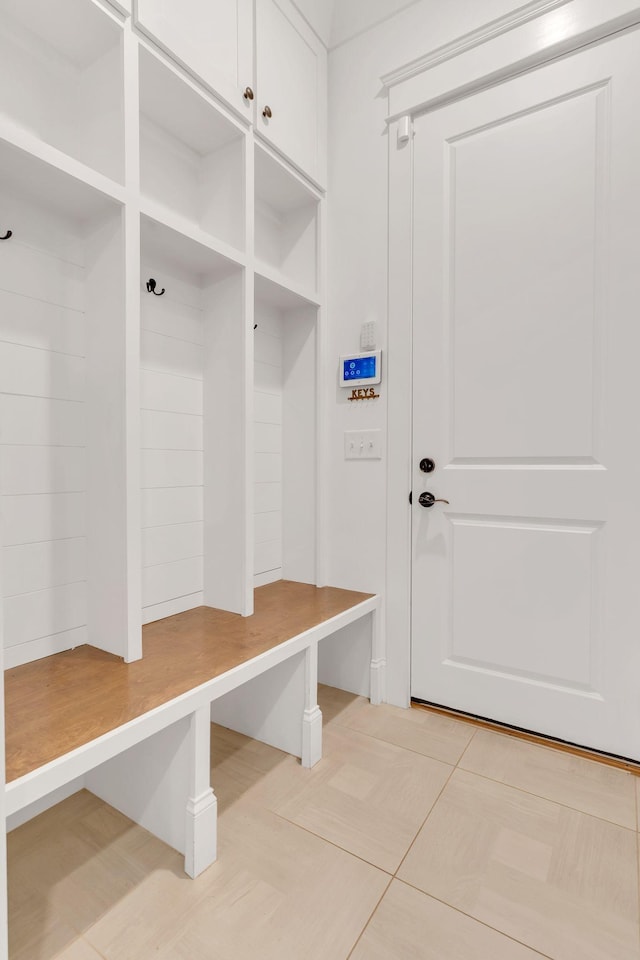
(4, 581, 373, 783)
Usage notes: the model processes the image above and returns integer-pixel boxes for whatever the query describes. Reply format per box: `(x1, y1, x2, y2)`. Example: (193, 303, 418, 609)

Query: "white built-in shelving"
(0, 2, 326, 682)
(0, 5, 329, 952)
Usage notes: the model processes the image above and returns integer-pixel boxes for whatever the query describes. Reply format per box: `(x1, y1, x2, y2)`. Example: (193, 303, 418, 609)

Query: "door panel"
(450, 89, 601, 461)
(411, 30, 640, 758)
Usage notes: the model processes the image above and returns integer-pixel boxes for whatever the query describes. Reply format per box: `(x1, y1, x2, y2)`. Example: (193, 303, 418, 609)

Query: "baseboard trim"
(411, 698, 640, 775)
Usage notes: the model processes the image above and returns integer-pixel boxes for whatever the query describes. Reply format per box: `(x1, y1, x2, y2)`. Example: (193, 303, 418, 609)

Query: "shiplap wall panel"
(141, 265, 205, 622)
(254, 303, 283, 585)
(2, 539, 87, 597)
(0, 343, 85, 401)
(0, 446, 85, 495)
(254, 481, 281, 513)
(3, 627, 88, 670)
(255, 422, 282, 454)
(4, 582, 87, 648)
(141, 487, 204, 527)
(141, 293, 204, 344)
(0, 396, 85, 446)
(0, 240, 84, 311)
(254, 451, 282, 483)
(141, 409, 203, 450)
(142, 522, 203, 567)
(141, 369, 203, 415)
(141, 329, 204, 379)
(141, 450, 203, 488)
(0, 220, 88, 666)
(0, 290, 85, 355)
(2, 493, 86, 546)
(254, 359, 282, 395)
(142, 556, 203, 608)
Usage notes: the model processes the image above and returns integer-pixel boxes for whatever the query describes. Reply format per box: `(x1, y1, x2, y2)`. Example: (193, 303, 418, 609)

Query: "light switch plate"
(344, 429, 382, 460)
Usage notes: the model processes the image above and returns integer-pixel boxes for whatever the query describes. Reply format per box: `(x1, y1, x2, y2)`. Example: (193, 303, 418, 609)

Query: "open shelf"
(0, 144, 129, 668)
(254, 274, 317, 589)
(140, 215, 247, 624)
(255, 144, 319, 297)
(0, 0, 124, 184)
(139, 46, 245, 255)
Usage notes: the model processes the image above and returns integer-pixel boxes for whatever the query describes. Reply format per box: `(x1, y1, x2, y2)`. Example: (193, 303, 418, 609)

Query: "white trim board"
(384, 0, 640, 119)
(381, 0, 571, 87)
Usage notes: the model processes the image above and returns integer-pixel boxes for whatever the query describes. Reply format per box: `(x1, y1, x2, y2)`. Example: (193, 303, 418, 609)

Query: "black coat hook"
(0, 229, 12, 240)
(146, 278, 165, 296)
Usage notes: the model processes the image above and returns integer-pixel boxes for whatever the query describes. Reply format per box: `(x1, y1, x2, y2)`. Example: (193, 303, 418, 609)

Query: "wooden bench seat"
(4, 581, 381, 877)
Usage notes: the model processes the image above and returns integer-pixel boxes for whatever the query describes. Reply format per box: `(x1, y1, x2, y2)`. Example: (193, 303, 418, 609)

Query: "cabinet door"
(135, 0, 253, 115)
(256, 0, 327, 185)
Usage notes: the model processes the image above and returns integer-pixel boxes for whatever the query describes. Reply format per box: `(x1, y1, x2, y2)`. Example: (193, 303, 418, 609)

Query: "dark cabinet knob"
(418, 491, 450, 508)
(243, 86, 254, 101)
(262, 105, 272, 119)
(419, 458, 435, 473)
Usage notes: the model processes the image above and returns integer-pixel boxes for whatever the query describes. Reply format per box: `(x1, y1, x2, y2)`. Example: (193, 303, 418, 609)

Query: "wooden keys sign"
(348, 387, 379, 401)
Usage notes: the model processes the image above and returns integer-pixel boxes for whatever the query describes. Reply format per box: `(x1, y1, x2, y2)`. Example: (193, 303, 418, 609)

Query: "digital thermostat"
(339, 350, 381, 387)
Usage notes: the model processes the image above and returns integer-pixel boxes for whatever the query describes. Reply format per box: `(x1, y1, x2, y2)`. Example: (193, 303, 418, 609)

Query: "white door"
(256, 0, 327, 184)
(411, 29, 640, 759)
(135, 0, 253, 116)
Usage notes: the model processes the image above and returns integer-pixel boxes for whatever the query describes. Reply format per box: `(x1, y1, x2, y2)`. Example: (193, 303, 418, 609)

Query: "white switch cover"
(344, 429, 382, 460)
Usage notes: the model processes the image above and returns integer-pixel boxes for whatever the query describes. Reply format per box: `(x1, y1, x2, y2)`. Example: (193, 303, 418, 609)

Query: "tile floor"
(7, 685, 640, 960)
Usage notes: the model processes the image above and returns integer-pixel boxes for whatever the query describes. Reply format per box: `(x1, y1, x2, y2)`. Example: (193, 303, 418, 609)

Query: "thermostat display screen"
(343, 356, 376, 380)
(339, 350, 381, 387)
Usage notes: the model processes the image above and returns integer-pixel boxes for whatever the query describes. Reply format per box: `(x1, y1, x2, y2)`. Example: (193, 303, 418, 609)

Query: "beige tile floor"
(7, 685, 640, 960)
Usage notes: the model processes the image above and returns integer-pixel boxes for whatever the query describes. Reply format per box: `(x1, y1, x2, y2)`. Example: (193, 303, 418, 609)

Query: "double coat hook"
(146, 278, 165, 296)
(0, 228, 12, 240)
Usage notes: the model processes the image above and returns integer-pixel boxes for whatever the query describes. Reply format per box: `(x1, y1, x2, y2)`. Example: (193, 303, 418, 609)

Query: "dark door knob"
(419, 458, 435, 473)
(418, 491, 450, 508)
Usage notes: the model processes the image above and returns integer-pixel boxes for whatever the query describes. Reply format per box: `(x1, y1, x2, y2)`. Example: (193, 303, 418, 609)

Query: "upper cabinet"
(134, 0, 254, 118)
(256, 0, 327, 186)
(134, 0, 326, 187)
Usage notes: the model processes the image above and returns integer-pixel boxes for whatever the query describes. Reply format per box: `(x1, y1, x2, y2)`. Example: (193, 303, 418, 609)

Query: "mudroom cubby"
(254, 144, 320, 298)
(254, 274, 318, 589)
(0, 0, 124, 184)
(138, 45, 246, 255)
(140, 215, 248, 625)
(0, 143, 129, 669)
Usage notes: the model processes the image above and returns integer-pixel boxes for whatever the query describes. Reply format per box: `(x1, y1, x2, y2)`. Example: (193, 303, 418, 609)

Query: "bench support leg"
(184, 706, 217, 879)
(302, 642, 322, 768)
(370, 603, 387, 705)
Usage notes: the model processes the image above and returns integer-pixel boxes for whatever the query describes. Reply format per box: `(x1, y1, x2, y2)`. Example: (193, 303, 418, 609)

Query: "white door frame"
(385, 0, 640, 708)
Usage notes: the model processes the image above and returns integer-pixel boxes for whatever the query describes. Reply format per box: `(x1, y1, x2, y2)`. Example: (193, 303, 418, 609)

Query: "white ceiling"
(293, 0, 421, 49)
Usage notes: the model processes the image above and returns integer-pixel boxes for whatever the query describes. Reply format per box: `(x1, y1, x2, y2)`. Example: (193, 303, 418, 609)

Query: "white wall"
(293, 0, 423, 49)
(326, 0, 532, 705)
